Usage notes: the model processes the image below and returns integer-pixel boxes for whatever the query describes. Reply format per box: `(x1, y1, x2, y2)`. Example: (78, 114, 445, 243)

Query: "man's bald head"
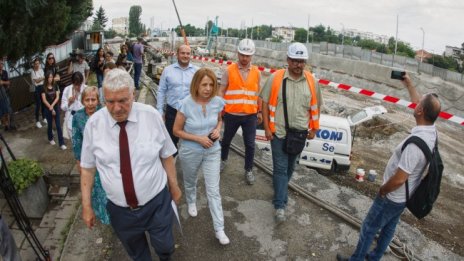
(420, 93, 441, 123)
(177, 44, 191, 68)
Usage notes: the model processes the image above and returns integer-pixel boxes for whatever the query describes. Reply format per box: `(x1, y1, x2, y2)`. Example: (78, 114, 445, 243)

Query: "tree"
(0, 0, 92, 61)
(104, 29, 117, 39)
(294, 28, 308, 43)
(93, 5, 108, 30)
(128, 5, 143, 37)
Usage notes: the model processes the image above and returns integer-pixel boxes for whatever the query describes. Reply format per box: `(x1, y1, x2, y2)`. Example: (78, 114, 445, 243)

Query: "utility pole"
(306, 14, 310, 44)
(391, 14, 399, 67)
(251, 19, 254, 40)
(340, 23, 345, 57)
(420, 27, 425, 63)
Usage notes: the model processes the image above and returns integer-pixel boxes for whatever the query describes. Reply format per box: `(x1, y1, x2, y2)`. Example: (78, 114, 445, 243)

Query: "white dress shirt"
(61, 84, 85, 132)
(80, 102, 177, 207)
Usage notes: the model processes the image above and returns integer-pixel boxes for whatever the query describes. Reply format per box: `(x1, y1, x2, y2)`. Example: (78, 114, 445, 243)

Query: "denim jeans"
(96, 73, 104, 88)
(134, 63, 142, 89)
(34, 85, 45, 122)
(179, 145, 224, 232)
(350, 195, 406, 261)
(44, 104, 65, 146)
(221, 113, 257, 171)
(270, 135, 300, 210)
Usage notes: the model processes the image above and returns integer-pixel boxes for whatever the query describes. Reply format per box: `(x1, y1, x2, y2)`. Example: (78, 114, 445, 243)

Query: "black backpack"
(401, 135, 444, 219)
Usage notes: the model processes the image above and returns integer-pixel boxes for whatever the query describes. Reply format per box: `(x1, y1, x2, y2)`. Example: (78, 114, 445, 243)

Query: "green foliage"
(93, 6, 108, 30)
(104, 29, 117, 39)
(8, 159, 44, 193)
(294, 28, 308, 43)
(427, 55, 463, 72)
(0, 0, 92, 61)
(129, 5, 143, 37)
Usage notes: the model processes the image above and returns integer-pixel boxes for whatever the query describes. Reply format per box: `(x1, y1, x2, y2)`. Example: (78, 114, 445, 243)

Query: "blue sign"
(316, 129, 343, 141)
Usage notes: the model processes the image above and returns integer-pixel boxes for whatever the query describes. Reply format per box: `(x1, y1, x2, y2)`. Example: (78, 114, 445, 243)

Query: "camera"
(69, 51, 78, 62)
(391, 70, 405, 80)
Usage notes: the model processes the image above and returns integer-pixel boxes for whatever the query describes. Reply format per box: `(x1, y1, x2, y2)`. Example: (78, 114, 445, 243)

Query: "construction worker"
(219, 38, 262, 185)
(260, 42, 322, 223)
(156, 44, 198, 152)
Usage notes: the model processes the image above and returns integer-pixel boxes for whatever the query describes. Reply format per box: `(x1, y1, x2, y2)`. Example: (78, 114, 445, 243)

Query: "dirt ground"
(320, 89, 464, 256)
(192, 58, 464, 256)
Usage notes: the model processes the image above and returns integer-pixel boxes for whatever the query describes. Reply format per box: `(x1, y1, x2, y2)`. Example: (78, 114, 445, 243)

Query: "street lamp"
(420, 27, 425, 63)
(340, 23, 345, 56)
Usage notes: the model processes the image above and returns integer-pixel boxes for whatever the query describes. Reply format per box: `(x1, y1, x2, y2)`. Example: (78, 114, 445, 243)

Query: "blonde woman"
(173, 68, 229, 245)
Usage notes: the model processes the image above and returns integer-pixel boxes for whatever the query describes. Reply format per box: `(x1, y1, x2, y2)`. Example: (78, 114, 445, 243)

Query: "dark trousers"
(221, 113, 257, 171)
(44, 104, 64, 146)
(34, 85, 45, 122)
(165, 105, 179, 151)
(134, 63, 142, 89)
(107, 187, 175, 261)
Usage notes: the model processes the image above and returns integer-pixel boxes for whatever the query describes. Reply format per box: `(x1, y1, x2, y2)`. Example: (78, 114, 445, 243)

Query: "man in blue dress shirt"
(156, 45, 198, 151)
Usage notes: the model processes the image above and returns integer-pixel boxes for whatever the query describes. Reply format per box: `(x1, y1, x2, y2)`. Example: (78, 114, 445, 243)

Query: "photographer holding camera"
(67, 50, 89, 84)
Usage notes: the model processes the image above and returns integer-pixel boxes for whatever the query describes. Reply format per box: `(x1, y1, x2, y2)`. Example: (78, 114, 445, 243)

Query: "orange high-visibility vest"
(268, 69, 319, 133)
(223, 63, 260, 114)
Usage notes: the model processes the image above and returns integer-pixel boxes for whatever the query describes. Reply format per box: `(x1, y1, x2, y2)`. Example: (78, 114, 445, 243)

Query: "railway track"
(145, 72, 420, 261)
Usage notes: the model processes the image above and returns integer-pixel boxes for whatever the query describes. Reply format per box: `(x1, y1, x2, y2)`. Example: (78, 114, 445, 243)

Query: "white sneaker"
(36, 121, 43, 128)
(215, 230, 230, 245)
(187, 203, 197, 217)
(49, 140, 56, 145)
(60, 145, 67, 150)
(43, 118, 47, 124)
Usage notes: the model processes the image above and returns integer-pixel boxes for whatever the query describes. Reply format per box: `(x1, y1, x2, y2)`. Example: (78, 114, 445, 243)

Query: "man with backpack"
(337, 73, 442, 261)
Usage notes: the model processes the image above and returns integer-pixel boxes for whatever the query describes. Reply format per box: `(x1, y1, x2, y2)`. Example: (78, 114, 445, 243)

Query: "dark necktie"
(117, 121, 138, 208)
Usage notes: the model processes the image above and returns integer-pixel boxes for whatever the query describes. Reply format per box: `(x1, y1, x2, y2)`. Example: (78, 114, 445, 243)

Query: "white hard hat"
(287, 42, 308, 59)
(237, 39, 256, 55)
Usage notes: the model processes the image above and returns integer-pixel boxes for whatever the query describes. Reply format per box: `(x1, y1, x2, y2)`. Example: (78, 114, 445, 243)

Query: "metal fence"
(217, 37, 464, 86)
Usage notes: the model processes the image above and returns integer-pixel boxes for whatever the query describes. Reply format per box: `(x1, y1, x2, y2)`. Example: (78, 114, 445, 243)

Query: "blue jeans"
(134, 63, 142, 89)
(221, 113, 257, 171)
(44, 104, 65, 146)
(179, 145, 225, 232)
(96, 73, 104, 88)
(271, 135, 300, 210)
(34, 85, 45, 122)
(350, 195, 406, 261)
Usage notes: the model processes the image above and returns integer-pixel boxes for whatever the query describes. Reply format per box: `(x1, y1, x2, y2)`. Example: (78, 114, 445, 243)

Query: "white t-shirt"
(80, 102, 177, 207)
(383, 125, 437, 203)
(72, 61, 90, 82)
(30, 68, 44, 91)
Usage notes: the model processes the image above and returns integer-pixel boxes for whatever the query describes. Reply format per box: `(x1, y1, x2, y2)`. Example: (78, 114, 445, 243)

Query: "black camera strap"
(282, 78, 290, 131)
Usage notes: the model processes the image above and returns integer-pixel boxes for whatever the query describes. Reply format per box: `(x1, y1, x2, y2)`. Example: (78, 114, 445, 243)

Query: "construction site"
(1, 5, 464, 260)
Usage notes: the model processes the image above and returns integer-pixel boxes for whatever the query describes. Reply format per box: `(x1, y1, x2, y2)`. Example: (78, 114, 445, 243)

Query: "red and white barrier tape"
(192, 56, 464, 127)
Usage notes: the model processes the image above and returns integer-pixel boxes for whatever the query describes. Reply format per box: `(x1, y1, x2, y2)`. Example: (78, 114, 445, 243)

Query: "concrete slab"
(39, 209, 58, 228)
(55, 201, 79, 220)
(48, 186, 69, 197)
(10, 228, 25, 249)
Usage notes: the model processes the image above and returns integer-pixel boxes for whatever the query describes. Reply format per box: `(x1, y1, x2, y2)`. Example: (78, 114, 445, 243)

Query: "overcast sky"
(92, 0, 463, 54)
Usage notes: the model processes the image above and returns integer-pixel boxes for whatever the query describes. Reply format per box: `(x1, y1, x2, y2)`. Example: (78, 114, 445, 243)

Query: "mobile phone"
(208, 133, 218, 142)
(391, 70, 405, 80)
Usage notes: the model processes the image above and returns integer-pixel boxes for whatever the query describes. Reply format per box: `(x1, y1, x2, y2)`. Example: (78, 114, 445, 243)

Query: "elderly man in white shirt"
(61, 72, 85, 139)
(80, 68, 181, 261)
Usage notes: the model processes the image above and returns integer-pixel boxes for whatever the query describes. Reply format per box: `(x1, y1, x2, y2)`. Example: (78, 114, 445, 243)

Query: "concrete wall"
(216, 42, 464, 117)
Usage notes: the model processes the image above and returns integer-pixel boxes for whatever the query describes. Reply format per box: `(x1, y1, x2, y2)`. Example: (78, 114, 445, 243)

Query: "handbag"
(282, 78, 308, 155)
